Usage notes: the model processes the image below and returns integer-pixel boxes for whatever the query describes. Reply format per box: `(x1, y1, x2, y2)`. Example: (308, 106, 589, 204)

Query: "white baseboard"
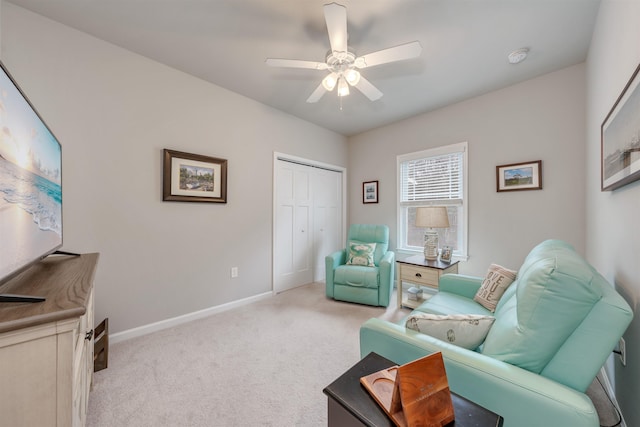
(109, 291, 274, 344)
(599, 366, 626, 427)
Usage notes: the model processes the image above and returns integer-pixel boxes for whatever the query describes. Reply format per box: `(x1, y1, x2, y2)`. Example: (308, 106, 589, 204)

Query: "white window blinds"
(400, 152, 463, 202)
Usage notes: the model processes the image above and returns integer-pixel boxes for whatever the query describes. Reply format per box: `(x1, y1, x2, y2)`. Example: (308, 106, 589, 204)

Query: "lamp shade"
(344, 68, 361, 86)
(415, 207, 450, 228)
(322, 72, 338, 91)
(337, 76, 350, 96)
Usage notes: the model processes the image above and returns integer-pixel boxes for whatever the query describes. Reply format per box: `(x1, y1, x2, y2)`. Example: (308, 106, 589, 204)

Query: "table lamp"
(415, 207, 450, 260)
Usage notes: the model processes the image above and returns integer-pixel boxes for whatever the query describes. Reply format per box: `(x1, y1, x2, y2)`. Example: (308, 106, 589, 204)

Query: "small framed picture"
(440, 246, 452, 263)
(496, 160, 542, 192)
(363, 180, 379, 204)
(163, 149, 227, 203)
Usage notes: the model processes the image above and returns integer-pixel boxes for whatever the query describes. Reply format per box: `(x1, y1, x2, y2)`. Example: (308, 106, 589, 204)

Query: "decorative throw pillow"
(473, 264, 517, 312)
(346, 242, 376, 267)
(405, 313, 495, 349)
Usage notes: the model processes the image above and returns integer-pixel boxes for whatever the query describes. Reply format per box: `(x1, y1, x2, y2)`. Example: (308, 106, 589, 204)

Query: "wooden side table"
(397, 255, 459, 309)
(323, 352, 503, 427)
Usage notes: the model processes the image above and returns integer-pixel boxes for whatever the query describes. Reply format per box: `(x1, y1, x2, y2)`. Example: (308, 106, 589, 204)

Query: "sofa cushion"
(334, 265, 379, 288)
(481, 240, 603, 373)
(473, 264, 517, 312)
(346, 241, 376, 267)
(406, 313, 495, 349)
(415, 292, 494, 316)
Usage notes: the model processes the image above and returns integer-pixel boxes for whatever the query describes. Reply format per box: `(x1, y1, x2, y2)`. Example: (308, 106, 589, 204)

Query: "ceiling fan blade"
(324, 3, 347, 54)
(355, 41, 422, 69)
(354, 76, 383, 101)
(306, 83, 327, 103)
(266, 58, 328, 70)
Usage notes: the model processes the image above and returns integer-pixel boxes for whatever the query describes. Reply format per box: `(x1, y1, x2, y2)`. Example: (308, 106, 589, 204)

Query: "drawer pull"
(85, 330, 94, 341)
(415, 273, 422, 278)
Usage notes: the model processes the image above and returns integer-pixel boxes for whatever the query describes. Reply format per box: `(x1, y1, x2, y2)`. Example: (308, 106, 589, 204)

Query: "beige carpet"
(87, 282, 620, 426)
(87, 283, 401, 426)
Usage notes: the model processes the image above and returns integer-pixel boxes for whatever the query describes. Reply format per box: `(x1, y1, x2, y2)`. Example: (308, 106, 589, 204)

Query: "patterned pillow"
(473, 264, 517, 312)
(346, 242, 377, 267)
(406, 313, 495, 349)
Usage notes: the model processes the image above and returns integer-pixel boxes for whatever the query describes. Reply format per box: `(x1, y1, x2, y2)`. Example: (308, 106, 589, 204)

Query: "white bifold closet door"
(274, 158, 342, 293)
(312, 168, 342, 282)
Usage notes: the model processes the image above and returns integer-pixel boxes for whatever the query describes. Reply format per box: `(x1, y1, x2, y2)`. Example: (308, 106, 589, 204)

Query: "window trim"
(396, 141, 468, 260)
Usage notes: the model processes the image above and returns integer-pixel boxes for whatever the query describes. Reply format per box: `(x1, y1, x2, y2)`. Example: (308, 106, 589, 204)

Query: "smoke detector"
(508, 48, 529, 64)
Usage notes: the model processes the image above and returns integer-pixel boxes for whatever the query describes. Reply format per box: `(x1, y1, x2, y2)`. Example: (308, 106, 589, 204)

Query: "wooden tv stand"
(0, 253, 99, 427)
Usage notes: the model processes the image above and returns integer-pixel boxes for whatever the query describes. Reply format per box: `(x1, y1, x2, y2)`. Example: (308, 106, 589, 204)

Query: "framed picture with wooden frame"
(601, 62, 640, 191)
(363, 180, 379, 204)
(496, 160, 542, 192)
(163, 149, 227, 203)
(440, 246, 452, 263)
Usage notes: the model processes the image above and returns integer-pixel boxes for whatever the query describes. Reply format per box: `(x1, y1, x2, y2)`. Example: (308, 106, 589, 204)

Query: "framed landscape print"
(496, 160, 542, 192)
(163, 149, 227, 203)
(363, 180, 379, 204)
(601, 63, 640, 191)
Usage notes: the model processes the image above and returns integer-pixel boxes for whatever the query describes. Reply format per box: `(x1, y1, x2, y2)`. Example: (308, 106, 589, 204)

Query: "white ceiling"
(7, 0, 600, 136)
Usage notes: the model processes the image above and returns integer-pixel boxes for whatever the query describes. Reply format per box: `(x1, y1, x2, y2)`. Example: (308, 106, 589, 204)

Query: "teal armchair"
(325, 224, 395, 307)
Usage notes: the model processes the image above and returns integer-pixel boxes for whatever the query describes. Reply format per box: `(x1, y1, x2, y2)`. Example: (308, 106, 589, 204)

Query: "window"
(397, 142, 468, 259)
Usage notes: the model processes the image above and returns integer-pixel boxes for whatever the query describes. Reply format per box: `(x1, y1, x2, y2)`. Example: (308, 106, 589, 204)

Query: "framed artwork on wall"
(363, 180, 379, 204)
(496, 160, 542, 192)
(601, 62, 640, 191)
(163, 149, 227, 203)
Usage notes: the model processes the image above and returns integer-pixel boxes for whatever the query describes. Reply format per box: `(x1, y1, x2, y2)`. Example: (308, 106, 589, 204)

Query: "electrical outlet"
(619, 337, 626, 366)
(231, 267, 238, 278)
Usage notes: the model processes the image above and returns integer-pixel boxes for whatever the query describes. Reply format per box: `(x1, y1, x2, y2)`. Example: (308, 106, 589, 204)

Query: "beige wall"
(348, 64, 586, 276)
(1, 3, 348, 334)
(587, 1, 640, 425)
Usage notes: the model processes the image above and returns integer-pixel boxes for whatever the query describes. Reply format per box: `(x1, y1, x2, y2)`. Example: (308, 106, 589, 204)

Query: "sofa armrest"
(360, 318, 599, 427)
(438, 274, 484, 299)
(379, 251, 395, 274)
(326, 249, 346, 270)
(377, 251, 395, 306)
(325, 250, 346, 298)
(380, 250, 395, 265)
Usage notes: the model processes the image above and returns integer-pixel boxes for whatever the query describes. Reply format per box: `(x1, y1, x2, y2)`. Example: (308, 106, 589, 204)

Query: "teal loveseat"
(360, 240, 633, 427)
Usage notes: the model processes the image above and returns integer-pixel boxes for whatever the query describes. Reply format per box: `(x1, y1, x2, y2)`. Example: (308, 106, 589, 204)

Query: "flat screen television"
(0, 60, 62, 302)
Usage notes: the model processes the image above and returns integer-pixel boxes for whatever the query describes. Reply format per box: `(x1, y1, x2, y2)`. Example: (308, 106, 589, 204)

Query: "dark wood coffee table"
(323, 352, 503, 427)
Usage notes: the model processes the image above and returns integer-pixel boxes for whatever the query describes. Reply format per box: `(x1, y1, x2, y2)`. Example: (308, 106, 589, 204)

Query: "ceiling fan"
(265, 2, 422, 103)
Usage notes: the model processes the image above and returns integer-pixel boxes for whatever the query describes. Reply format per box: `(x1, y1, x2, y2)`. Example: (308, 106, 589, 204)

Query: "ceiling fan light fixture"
(265, 3, 422, 105)
(322, 72, 338, 91)
(337, 77, 350, 97)
(344, 68, 361, 86)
